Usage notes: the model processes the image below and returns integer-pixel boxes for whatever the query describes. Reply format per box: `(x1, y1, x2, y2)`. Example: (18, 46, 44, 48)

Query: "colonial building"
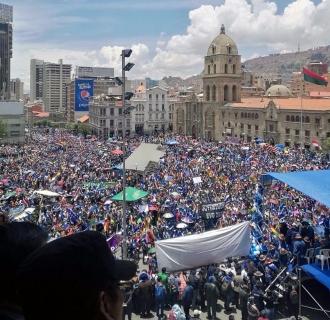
(174, 25, 330, 147)
(130, 85, 176, 135)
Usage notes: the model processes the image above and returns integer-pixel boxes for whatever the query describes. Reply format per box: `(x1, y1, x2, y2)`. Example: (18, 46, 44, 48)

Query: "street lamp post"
(120, 49, 134, 259)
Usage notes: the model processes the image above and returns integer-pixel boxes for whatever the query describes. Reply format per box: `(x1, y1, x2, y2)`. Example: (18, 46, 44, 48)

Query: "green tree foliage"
(0, 120, 8, 138)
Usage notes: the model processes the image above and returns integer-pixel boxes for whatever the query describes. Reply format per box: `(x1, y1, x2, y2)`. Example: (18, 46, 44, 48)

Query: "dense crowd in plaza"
(1, 128, 330, 320)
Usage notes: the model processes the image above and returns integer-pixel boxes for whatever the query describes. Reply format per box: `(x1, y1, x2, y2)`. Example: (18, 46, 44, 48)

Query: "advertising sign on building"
(75, 79, 93, 112)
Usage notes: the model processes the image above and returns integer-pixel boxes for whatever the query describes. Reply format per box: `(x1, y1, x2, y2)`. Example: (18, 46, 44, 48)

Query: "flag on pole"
(303, 68, 328, 86)
(311, 137, 322, 149)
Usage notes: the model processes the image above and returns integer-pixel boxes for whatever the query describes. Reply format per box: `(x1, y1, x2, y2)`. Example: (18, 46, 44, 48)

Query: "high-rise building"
(0, 3, 13, 101)
(10, 78, 24, 101)
(31, 59, 71, 113)
(30, 59, 44, 101)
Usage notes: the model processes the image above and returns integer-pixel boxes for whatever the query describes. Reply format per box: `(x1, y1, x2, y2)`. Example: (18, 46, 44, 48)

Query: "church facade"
(173, 25, 330, 148)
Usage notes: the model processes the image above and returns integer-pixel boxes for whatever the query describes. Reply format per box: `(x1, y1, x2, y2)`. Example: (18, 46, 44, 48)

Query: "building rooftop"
(0, 102, 24, 115)
(229, 97, 330, 111)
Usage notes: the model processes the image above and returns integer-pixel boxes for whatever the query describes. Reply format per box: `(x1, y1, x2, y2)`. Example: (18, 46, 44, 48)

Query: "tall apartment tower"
(10, 78, 24, 101)
(30, 59, 44, 101)
(0, 3, 13, 101)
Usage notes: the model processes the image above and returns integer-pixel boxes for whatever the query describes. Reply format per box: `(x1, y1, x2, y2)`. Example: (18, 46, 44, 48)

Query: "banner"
(107, 234, 123, 252)
(155, 221, 251, 272)
(75, 79, 94, 111)
(193, 176, 202, 184)
(200, 202, 224, 219)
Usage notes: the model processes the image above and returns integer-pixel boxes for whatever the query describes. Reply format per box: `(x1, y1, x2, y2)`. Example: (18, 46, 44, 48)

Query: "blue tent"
(262, 170, 330, 208)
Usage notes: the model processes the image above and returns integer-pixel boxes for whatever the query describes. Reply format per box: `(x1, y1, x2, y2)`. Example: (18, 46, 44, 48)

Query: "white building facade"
(130, 86, 177, 134)
(0, 101, 25, 144)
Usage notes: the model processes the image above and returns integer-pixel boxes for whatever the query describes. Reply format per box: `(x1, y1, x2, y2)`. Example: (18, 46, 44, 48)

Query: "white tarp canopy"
(35, 190, 60, 197)
(125, 143, 165, 172)
(155, 221, 251, 272)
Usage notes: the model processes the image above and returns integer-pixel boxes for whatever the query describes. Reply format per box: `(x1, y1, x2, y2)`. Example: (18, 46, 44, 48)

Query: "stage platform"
(302, 263, 330, 291)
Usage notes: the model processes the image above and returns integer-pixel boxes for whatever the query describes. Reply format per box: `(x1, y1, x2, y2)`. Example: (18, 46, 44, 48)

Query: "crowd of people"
(1, 128, 330, 320)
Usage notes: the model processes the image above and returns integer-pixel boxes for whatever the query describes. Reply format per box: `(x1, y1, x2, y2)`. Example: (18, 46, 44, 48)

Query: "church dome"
(207, 24, 238, 56)
(265, 84, 292, 97)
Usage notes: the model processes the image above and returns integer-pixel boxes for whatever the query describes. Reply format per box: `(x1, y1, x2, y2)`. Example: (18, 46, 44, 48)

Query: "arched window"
(233, 64, 236, 74)
(224, 64, 228, 74)
(208, 65, 211, 74)
(295, 115, 300, 122)
(212, 85, 216, 101)
(206, 85, 210, 101)
(244, 112, 247, 118)
(232, 85, 237, 101)
(241, 112, 244, 118)
(305, 116, 310, 123)
(286, 115, 290, 121)
(247, 113, 250, 119)
(255, 113, 259, 119)
(227, 46, 231, 54)
(212, 45, 216, 54)
(291, 115, 295, 122)
(213, 64, 216, 74)
(224, 85, 229, 101)
(252, 113, 255, 119)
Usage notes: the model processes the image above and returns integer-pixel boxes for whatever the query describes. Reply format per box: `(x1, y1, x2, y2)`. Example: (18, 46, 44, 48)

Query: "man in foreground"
(18, 231, 137, 320)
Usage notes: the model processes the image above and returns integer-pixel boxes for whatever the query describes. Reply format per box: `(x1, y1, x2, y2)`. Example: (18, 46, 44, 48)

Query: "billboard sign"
(75, 79, 93, 112)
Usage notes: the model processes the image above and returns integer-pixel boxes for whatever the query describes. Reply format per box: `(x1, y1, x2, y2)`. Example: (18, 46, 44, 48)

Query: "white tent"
(155, 221, 251, 272)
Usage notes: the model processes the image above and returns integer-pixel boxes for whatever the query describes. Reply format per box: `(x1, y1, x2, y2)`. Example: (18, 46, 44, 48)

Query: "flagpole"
(300, 68, 304, 150)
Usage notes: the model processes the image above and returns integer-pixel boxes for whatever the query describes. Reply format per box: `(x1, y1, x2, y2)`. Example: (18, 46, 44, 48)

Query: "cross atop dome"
(220, 24, 225, 34)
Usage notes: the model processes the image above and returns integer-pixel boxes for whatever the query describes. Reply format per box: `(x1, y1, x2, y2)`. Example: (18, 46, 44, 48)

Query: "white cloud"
(11, 0, 330, 92)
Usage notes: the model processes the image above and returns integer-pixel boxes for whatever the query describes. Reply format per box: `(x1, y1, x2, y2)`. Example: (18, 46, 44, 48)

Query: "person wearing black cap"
(0, 222, 48, 320)
(17, 231, 137, 320)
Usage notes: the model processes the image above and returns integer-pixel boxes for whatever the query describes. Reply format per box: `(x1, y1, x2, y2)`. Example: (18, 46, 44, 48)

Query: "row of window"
(205, 85, 238, 102)
(148, 113, 165, 120)
(285, 115, 311, 123)
(149, 104, 165, 112)
(240, 112, 259, 120)
(148, 94, 165, 100)
(207, 64, 236, 75)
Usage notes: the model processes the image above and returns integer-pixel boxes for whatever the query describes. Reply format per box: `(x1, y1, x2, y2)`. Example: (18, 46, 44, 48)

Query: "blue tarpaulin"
(302, 264, 330, 290)
(262, 170, 330, 208)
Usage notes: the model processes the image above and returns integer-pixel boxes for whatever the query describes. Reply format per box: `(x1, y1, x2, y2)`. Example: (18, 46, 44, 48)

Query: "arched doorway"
(192, 125, 197, 138)
(232, 85, 237, 101)
(224, 85, 229, 102)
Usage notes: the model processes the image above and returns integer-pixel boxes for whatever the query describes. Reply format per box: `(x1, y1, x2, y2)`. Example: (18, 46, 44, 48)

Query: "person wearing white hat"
(191, 309, 201, 319)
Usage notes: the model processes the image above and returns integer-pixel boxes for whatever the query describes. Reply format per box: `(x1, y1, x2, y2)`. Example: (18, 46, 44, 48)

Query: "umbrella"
(176, 223, 188, 229)
(112, 149, 124, 155)
(171, 191, 180, 197)
(163, 212, 174, 219)
(112, 187, 149, 202)
(104, 199, 112, 205)
(181, 216, 194, 224)
(148, 247, 156, 254)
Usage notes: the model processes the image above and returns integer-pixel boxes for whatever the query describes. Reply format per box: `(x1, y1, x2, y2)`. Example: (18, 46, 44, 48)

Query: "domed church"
(203, 24, 241, 140)
(174, 25, 330, 147)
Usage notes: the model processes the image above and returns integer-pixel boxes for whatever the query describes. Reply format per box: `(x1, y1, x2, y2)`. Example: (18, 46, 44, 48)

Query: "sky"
(4, 0, 328, 92)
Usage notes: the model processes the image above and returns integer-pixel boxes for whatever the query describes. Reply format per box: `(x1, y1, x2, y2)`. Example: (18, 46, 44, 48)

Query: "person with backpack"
(204, 276, 219, 320)
(168, 273, 180, 306)
(222, 272, 235, 313)
(155, 278, 167, 320)
(182, 281, 194, 320)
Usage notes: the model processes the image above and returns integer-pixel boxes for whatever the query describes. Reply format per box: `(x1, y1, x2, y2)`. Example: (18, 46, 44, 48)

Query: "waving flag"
(303, 68, 328, 86)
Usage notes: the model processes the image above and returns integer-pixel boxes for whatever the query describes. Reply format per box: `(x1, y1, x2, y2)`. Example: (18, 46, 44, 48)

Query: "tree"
(76, 123, 91, 137)
(322, 137, 330, 152)
(0, 120, 8, 139)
